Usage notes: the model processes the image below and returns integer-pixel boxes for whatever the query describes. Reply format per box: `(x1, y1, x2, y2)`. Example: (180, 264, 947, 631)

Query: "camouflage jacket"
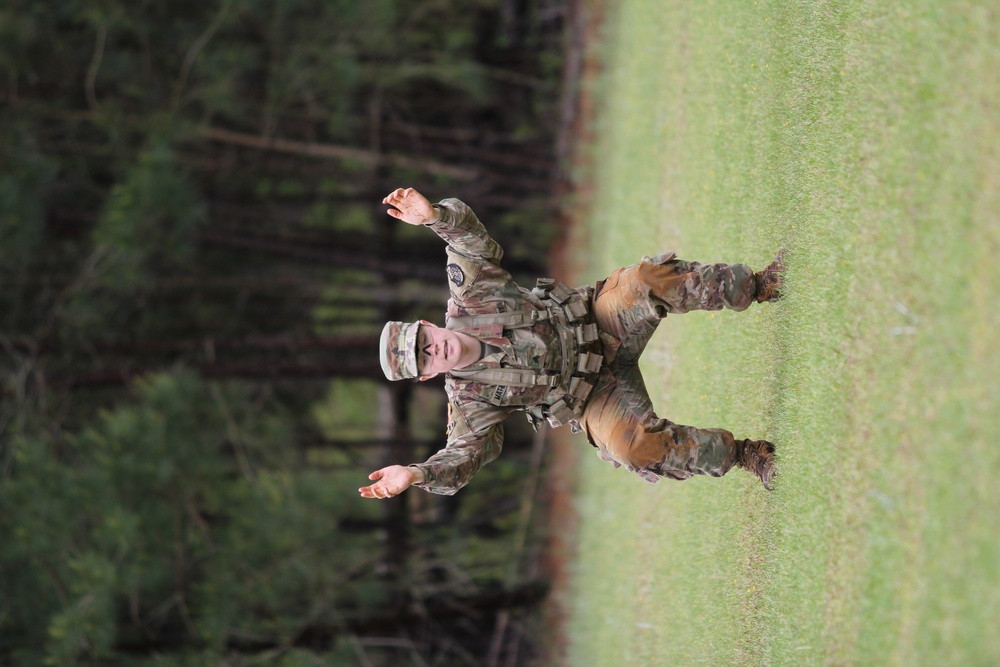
(411, 199, 585, 496)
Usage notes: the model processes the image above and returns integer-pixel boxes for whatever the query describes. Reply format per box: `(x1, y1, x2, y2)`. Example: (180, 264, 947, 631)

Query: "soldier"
(359, 188, 783, 500)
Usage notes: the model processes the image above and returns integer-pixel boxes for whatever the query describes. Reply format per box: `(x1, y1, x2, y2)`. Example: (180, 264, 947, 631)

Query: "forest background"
(0, 1, 582, 665)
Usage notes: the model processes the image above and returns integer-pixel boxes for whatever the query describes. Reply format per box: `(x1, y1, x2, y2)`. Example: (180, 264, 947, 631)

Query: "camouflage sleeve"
(410, 424, 504, 496)
(409, 397, 510, 496)
(426, 198, 504, 264)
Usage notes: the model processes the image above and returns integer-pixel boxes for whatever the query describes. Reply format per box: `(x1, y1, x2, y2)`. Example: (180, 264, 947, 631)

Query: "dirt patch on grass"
(537, 0, 608, 664)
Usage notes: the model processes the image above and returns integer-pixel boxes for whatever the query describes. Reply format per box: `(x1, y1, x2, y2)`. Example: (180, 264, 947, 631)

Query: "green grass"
(564, 1, 1000, 665)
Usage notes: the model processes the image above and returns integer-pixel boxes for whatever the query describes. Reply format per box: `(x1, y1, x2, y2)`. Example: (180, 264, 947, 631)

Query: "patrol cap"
(379, 321, 420, 381)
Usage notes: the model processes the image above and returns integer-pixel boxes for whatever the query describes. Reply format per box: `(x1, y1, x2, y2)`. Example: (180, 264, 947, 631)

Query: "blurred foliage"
(0, 121, 53, 273)
(0, 372, 379, 665)
(311, 378, 380, 440)
(62, 141, 205, 338)
(1, 0, 567, 664)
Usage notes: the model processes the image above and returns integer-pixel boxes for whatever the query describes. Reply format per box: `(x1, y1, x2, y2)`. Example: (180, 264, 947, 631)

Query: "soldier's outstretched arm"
(383, 188, 502, 265)
(382, 188, 440, 226)
(358, 464, 425, 500)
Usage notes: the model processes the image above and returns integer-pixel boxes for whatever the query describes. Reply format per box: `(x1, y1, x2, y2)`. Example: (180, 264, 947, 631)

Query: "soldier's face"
(416, 323, 466, 379)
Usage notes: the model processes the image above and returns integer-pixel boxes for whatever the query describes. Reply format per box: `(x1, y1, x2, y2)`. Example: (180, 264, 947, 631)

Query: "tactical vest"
(447, 279, 602, 432)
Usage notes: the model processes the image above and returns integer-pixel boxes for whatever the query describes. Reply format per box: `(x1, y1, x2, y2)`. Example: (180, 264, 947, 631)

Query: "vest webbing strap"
(445, 309, 545, 330)
(449, 367, 558, 387)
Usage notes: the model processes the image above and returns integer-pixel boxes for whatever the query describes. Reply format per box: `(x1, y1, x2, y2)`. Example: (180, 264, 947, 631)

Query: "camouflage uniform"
(387, 199, 767, 495)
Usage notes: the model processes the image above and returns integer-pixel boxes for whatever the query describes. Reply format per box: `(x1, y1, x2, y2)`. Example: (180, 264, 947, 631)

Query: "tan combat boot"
(754, 250, 787, 302)
(737, 439, 777, 490)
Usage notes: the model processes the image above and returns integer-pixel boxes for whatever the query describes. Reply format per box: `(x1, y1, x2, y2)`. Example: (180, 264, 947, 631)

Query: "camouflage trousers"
(581, 252, 757, 482)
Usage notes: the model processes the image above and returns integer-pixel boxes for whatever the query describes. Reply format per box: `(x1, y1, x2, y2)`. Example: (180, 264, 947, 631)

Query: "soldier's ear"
(417, 374, 437, 382)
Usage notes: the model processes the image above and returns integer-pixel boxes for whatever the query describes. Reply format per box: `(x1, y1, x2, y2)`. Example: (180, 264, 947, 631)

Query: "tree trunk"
(111, 580, 549, 655)
(201, 126, 480, 182)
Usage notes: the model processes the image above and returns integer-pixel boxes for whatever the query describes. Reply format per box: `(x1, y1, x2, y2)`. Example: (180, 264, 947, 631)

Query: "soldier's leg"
(640, 253, 758, 314)
(592, 253, 770, 349)
(581, 369, 741, 482)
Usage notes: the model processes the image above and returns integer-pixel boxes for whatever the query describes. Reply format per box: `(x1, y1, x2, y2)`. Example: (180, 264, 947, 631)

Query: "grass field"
(562, 1, 1000, 665)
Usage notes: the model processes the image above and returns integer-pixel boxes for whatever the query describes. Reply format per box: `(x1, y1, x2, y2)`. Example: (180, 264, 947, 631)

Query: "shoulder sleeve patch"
(447, 264, 465, 286)
(445, 250, 483, 300)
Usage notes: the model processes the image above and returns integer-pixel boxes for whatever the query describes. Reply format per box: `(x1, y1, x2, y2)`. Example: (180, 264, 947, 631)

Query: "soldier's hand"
(382, 188, 439, 226)
(359, 465, 421, 499)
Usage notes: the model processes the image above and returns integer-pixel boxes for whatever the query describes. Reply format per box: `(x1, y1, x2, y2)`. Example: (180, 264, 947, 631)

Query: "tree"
(1, 372, 368, 664)
(1, 0, 568, 663)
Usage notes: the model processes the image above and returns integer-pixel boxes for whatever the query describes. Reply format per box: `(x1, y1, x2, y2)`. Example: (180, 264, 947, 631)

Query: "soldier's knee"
(641, 413, 673, 433)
